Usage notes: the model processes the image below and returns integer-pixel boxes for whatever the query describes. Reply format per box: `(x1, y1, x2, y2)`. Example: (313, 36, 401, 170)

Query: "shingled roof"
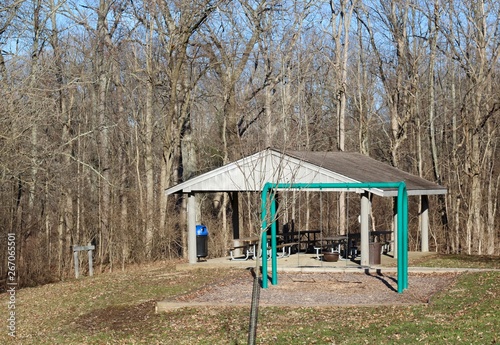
(165, 148, 446, 197)
(285, 150, 446, 196)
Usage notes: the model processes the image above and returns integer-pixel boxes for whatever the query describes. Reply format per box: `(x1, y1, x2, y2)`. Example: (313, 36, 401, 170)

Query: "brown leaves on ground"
(74, 300, 157, 334)
(2, 258, 489, 344)
(171, 271, 458, 308)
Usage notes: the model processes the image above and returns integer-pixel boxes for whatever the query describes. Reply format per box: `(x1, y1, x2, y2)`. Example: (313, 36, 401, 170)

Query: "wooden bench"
(276, 242, 298, 258)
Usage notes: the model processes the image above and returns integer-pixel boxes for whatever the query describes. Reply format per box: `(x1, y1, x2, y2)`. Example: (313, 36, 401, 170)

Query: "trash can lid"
(196, 224, 208, 236)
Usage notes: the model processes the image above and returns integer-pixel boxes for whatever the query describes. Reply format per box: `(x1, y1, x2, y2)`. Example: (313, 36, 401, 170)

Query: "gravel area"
(174, 270, 458, 307)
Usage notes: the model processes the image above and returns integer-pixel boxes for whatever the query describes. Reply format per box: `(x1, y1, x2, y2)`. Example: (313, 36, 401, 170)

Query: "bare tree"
(361, 0, 417, 168)
(146, 0, 221, 257)
(441, 0, 500, 254)
(329, 0, 357, 235)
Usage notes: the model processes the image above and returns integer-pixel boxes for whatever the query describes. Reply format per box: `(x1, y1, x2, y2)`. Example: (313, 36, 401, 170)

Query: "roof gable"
(165, 148, 447, 196)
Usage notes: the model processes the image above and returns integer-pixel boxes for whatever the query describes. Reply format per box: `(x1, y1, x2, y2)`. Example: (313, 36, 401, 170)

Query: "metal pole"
(393, 198, 398, 259)
(261, 185, 269, 289)
(396, 182, 409, 293)
(397, 184, 404, 293)
(247, 268, 260, 345)
(402, 187, 409, 290)
(271, 195, 278, 285)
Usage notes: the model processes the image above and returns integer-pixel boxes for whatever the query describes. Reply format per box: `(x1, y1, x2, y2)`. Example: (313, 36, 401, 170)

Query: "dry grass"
(0, 255, 499, 344)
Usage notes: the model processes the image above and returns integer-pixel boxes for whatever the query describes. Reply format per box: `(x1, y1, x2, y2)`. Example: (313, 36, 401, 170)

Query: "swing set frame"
(260, 181, 409, 293)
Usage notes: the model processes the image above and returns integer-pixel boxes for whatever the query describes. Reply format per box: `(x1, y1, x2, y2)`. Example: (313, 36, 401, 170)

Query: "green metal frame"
(260, 182, 409, 293)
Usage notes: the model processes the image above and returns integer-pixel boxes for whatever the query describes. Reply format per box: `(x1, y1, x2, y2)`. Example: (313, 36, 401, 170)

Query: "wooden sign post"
(73, 244, 95, 278)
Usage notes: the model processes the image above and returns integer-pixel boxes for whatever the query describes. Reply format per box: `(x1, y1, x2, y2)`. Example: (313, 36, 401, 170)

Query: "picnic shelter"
(165, 148, 447, 265)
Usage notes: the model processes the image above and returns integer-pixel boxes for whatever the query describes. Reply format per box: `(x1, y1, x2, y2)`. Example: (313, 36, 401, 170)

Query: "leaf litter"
(170, 270, 458, 307)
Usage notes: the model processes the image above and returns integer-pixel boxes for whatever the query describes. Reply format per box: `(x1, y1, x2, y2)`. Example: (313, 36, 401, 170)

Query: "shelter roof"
(165, 148, 446, 197)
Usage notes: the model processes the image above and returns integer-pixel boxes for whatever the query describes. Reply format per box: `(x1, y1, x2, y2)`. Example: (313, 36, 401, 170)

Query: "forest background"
(0, 0, 498, 288)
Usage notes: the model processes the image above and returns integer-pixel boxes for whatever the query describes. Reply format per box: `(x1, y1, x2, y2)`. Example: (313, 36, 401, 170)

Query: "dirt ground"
(171, 270, 459, 308)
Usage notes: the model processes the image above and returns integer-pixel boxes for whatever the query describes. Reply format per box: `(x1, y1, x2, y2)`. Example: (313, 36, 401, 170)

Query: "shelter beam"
(393, 198, 398, 259)
(187, 193, 197, 264)
(231, 192, 240, 240)
(421, 195, 429, 252)
(360, 191, 370, 266)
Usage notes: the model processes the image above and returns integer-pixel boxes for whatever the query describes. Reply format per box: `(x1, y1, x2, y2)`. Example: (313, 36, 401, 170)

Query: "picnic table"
(285, 230, 321, 252)
(229, 236, 259, 261)
(314, 235, 348, 260)
(230, 235, 286, 261)
(321, 235, 348, 252)
(347, 230, 393, 255)
(349, 230, 392, 242)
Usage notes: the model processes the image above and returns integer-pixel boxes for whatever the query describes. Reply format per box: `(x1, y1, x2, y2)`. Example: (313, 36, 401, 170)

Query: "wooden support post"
(187, 193, 197, 264)
(231, 192, 240, 240)
(74, 250, 79, 279)
(360, 191, 370, 266)
(73, 244, 95, 278)
(88, 244, 94, 276)
(421, 195, 429, 252)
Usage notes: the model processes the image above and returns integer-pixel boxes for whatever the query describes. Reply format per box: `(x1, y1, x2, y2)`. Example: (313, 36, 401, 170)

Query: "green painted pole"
(403, 187, 409, 290)
(396, 183, 409, 293)
(261, 185, 269, 288)
(397, 185, 404, 293)
(271, 194, 278, 285)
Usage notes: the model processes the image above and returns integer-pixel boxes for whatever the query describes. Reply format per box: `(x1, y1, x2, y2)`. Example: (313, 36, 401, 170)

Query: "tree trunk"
(144, 34, 155, 259)
(485, 123, 498, 255)
(95, 0, 111, 265)
(330, 0, 354, 235)
(356, 18, 369, 156)
(428, 0, 449, 251)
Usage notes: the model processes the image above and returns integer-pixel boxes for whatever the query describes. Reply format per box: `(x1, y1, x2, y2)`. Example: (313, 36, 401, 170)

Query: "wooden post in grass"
(73, 244, 95, 278)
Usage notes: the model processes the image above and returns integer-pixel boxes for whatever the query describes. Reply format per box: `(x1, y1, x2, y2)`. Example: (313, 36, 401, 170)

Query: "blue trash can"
(196, 225, 208, 259)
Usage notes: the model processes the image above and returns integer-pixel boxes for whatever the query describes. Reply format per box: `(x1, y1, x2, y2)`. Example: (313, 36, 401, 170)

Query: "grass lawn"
(1, 255, 499, 344)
